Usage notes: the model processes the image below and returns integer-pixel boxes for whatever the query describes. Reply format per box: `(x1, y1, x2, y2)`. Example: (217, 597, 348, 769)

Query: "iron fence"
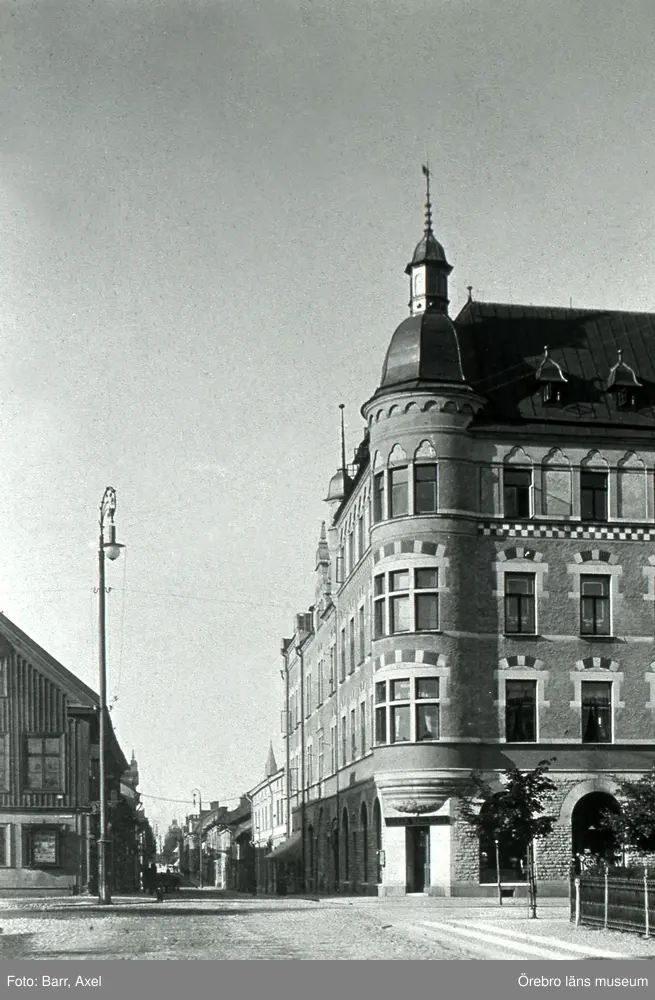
(572, 868, 655, 936)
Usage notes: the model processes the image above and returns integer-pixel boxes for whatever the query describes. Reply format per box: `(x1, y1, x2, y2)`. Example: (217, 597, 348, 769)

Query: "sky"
(0, 0, 654, 836)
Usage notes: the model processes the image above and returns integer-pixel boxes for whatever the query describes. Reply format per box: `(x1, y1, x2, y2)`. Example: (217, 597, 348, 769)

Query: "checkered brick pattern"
(478, 521, 655, 541)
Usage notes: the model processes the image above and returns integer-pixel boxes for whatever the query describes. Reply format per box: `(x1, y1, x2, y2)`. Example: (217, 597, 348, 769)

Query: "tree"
(600, 769, 655, 859)
(460, 758, 557, 918)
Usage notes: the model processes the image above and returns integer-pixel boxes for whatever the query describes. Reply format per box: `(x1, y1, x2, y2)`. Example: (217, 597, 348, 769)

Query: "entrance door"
(405, 826, 430, 893)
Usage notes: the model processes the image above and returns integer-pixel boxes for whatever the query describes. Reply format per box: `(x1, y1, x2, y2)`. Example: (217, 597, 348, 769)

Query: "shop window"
(27, 826, 60, 867)
(0, 824, 10, 867)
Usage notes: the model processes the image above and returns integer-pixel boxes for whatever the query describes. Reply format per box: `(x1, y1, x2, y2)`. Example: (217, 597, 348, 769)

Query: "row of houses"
(0, 613, 153, 896)
(194, 182, 655, 898)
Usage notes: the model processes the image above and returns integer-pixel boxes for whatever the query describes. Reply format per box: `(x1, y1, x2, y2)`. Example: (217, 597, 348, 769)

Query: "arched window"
(361, 803, 369, 883)
(342, 808, 350, 882)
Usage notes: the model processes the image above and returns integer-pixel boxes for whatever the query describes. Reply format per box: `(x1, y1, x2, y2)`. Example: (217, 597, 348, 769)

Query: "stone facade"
(275, 185, 655, 897)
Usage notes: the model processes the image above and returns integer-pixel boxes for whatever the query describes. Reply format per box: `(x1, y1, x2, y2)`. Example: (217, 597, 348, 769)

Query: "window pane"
(27, 759, 43, 787)
(416, 677, 439, 700)
(581, 681, 612, 743)
(506, 575, 534, 595)
(389, 466, 409, 517)
(505, 681, 536, 742)
(374, 575, 385, 597)
(389, 570, 409, 592)
(375, 707, 387, 744)
(415, 464, 438, 514)
(390, 679, 410, 701)
(504, 468, 531, 518)
(390, 596, 410, 633)
(44, 757, 61, 789)
(373, 600, 385, 638)
(27, 738, 42, 754)
(373, 473, 385, 523)
(375, 681, 386, 704)
(581, 577, 609, 597)
(416, 704, 439, 741)
(390, 705, 411, 743)
(415, 568, 438, 589)
(416, 593, 439, 630)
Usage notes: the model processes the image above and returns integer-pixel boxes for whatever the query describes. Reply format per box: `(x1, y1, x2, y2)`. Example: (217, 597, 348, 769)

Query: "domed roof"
(380, 310, 465, 390)
(406, 231, 450, 271)
(324, 468, 351, 502)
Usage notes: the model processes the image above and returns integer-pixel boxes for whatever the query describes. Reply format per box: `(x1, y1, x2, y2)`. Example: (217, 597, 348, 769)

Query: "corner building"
(280, 190, 655, 897)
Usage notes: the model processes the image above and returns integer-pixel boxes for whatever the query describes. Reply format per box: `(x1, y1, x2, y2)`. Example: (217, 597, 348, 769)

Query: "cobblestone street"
(2, 893, 655, 961)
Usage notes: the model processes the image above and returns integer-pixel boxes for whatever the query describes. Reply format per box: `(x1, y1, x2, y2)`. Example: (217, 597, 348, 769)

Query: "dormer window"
(606, 350, 641, 409)
(535, 345, 568, 407)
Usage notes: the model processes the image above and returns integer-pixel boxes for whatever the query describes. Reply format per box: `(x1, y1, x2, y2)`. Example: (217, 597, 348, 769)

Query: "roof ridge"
(458, 300, 655, 318)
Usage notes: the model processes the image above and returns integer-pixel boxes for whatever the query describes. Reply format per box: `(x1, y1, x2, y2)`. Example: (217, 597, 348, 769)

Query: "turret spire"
(406, 164, 452, 316)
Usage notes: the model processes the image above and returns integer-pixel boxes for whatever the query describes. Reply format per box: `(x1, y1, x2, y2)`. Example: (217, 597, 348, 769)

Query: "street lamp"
(97, 486, 124, 905)
(192, 789, 203, 890)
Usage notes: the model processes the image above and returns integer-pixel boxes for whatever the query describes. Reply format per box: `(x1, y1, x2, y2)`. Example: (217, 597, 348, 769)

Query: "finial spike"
(617, 349, 623, 362)
(421, 163, 433, 236)
(467, 285, 473, 302)
(339, 404, 347, 477)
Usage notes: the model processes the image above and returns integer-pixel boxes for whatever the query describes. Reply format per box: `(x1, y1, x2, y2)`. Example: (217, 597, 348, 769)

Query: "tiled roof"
(454, 300, 655, 427)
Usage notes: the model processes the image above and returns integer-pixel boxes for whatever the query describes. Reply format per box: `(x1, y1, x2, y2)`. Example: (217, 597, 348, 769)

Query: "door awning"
(265, 831, 302, 862)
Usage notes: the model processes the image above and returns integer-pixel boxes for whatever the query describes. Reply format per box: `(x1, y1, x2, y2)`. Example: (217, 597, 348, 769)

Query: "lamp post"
(192, 789, 203, 889)
(97, 486, 124, 905)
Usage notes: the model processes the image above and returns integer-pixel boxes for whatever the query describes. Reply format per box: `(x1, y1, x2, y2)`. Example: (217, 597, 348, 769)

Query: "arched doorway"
(307, 824, 314, 891)
(361, 803, 369, 883)
(373, 798, 382, 883)
(342, 807, 349, 884)
(316, 809, 323, 891)
(330, 818, 339, 892)
(571, 792, 621, 869)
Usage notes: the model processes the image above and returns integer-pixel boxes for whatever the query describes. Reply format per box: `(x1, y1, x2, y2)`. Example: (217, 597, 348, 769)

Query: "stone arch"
(558, 777, 622, 826)
(388, 443, 408, 466)
(543, 447, 571, 466)
(581, 449, 609, 468)
(341, 807, 350, 882)
(403, 401, 420, 414)
(388, 405, 399, 418)
(414, 439, 437, 461)
(573, 549, 618, 565)
(360, 802, 369, 883)
(497, 546, 543, 563)
(503, 445, 533, 465)
(422, 400, 439, 412)
(442, 400, 457, 413)
(618, 450, 646, 469)
(373, 450, 384, 471)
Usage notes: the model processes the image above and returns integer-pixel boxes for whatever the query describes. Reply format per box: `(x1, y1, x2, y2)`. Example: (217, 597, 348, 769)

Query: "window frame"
(372, 472, 385, 523)
(414, 463, 438, 514)
(26, 825, 61, 868)
(580, 470, 608, 522)
(374, 676, 441, 745)
(23, 734, 64, 793)
(503, 466, 532, 519)
(389, 465, 409, 518)
(504, 573, 537, 635)
(580, 574, 611, 636)
(374, 567, 441, 637)
(581, 680, 613, 744)
(504, 679, 537, 743)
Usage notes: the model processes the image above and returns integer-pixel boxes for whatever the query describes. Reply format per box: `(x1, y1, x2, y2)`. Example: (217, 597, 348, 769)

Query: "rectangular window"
(340, 628, 346, 682)
(341, 716, 347, 767)
(357, 514, 365, 560)
(0, 824, 10, 867)
(358, 605, 366, 663)
(389, 466, 409, 517)
(350, 709, 356, 760)
(580, 471, 608, 522)
(25, 736, 63, 791)
(389, 571, 410, 634)
(505, 680, 537, 742)
(374, 574, 385, 638)
(0, 734, 8, 792)
(503, 467, 532, 519)
(415, 464, 438, 514)
(317, 660, 323, 706)
(390, 705, 410, 743)
(348, 531, 355, 573)
(504, 574, 536, 634)
(415, 677, 440, 741)
(330, 727, 337, 772)
(581, 681, 612, 743)
(375, 706, 387, 744)
(360, 701, 366, 755)
(329, 647, 336, 694)
(415, 568, 439, 631)
(580, 576, 611, 635)
(348, 618, 355, 673)
(305, 673, 312, 718)
(373, 472, 385, 523)
(318, 736, 324, 783)
(307, 747, 313, 787)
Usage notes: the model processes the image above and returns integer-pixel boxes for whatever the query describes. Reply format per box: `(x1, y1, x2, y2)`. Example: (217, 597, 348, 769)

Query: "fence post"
(574, 877, 581, 927)
(604, 862, 609, 930)
(644, 867, 650, 939)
